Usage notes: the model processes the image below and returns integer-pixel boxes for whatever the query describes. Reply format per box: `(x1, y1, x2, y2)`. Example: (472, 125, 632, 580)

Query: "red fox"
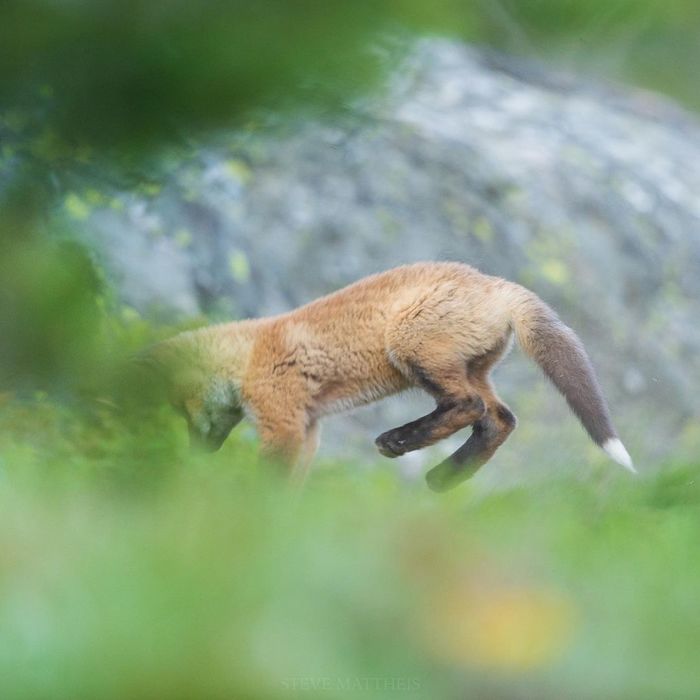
(144, 262, 634, 491)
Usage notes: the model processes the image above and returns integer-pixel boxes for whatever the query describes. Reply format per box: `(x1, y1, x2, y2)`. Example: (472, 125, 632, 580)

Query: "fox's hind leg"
(426, 341, 517, 492)
(375, 347, 487, 458)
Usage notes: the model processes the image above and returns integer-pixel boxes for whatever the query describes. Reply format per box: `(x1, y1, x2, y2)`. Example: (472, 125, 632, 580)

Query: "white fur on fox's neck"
(602, 438, 636, 474)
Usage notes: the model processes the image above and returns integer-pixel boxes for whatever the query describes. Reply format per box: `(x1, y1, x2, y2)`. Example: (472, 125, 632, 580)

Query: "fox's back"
(294, 262, 480, 316)
(290, 261, 514, 354)
(250, 263, 515, 414)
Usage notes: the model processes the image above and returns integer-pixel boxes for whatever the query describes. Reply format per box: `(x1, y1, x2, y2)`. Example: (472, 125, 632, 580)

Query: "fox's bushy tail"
(510, 286, 635, 473)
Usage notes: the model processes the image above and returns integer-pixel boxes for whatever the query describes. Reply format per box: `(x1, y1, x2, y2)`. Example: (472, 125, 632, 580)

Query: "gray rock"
(86, 39, 700, 481)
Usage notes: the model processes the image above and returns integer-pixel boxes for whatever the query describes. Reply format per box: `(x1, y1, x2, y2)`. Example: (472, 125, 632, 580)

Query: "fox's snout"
(188, 424, 227, 453)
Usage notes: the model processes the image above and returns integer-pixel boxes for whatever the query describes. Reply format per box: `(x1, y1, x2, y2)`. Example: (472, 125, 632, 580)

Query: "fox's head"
(136, 332, 245, 452)
(169, 371, 244, 452)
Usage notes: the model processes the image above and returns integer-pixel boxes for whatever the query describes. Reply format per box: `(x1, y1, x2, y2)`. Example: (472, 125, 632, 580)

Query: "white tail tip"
(602, 438, 636, 474)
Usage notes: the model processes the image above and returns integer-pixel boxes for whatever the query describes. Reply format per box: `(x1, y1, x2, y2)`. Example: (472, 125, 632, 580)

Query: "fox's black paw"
(375, 431, 407, 458)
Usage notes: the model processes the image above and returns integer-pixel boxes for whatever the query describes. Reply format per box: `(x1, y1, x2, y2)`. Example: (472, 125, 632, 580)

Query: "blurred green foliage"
(0, 0, 432, 152)
(0, 395, 698, 698)
(477, 0, 700, 112)
(2, 1, 700, 154)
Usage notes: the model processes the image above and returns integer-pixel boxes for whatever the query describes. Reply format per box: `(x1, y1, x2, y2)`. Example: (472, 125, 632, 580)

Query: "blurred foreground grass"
(0, 388, 698, 699)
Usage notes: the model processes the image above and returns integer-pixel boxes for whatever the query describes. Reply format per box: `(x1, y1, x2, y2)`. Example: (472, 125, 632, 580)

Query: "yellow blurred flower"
(425, 582, 577, 671)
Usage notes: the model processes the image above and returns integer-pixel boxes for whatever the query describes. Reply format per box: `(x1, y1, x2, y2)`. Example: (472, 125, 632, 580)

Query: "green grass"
(0, 394, 698, 699)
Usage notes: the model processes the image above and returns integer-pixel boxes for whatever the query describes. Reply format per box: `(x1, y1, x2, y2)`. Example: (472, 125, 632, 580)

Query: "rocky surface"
(80, 39, 700, 480)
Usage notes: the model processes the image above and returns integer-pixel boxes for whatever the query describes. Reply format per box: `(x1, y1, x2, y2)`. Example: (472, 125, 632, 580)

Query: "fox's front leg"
(289, 420, 320, 490)
(249, 396, 312, 478)
(243, 357, 311, 474)
(257, 418, 306, 472)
